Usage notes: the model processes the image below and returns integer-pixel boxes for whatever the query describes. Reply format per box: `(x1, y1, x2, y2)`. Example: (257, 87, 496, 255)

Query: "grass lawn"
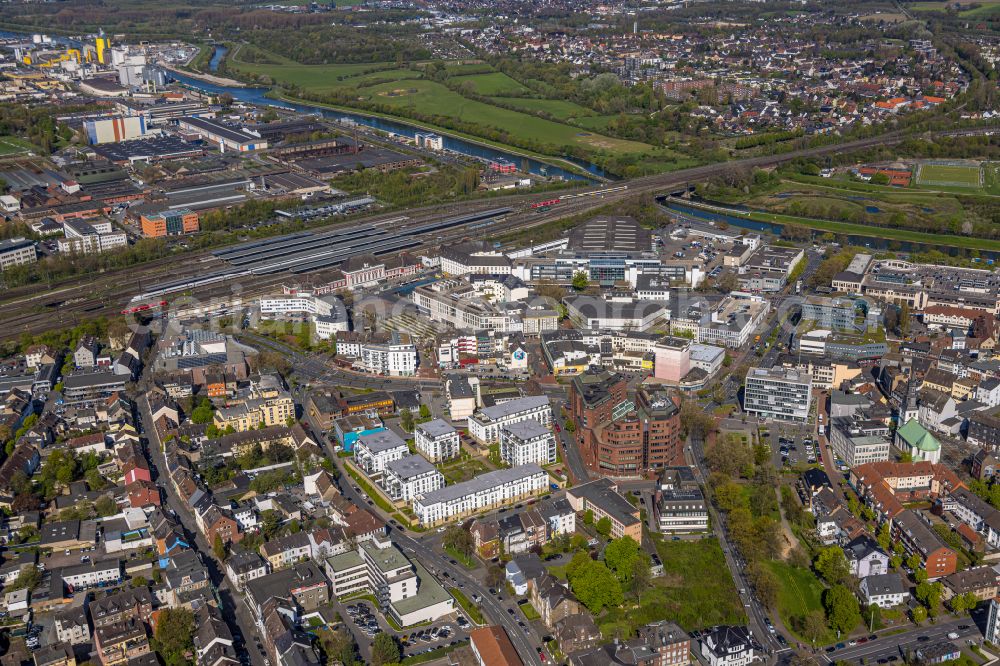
(0, 136, 37, 155)
(356, 78, 650, 154)
(228, 55, 399, 92)
(444, 545, 478, 569)
(450, 588, 485, 625)
(917, 163, 982, 188)
(451, 72, 529, 96)
(439, 458, 490, 484)
(597, 536, 745, 637)
(489, 96, 597, 120)
(765, 561, 833, 644)
(519, 600, 541, 620)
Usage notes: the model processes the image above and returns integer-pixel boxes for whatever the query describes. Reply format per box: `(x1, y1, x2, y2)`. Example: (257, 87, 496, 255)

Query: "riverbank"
(268, 91, 610, 182)
(664, 197, 1000, 254)
(162, 63, 248, 88)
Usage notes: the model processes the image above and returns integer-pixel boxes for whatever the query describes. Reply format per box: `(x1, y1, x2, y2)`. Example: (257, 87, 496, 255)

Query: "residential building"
(859, 573, 909, 608)
(54, 606, 90, 645)
(566, 479, 642, 541)
(468, 395, 552, 445)
(260, 532, 311, 570)
(381, 455, 445, 502)
(413, 419, 460, 462)
(469, 626, 523, 666)
(357, 332, 418, 376)
(744, 367, 812, 422)
(94, 618, 150, 666)
(413, 464, 549, 526)
(499, 419, 556, 467)
(89, 587, 153, 628)
(62, 560, 122, 590)
(699, 626, 758, 666)
(225, 551, 270, 591)
(892, 509, 958, 578)
(354, 430, 409, 476)
(941, 567, 1000, 602)
(843, 537, 889, 578)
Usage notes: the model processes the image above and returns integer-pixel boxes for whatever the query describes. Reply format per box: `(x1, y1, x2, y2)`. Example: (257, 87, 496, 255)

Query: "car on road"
(918, 636, 930, 642)
(948, 632, 960, 640)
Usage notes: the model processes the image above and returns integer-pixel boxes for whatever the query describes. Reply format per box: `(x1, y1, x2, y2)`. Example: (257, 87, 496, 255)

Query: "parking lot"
(763, 421, 817, 470)
(338, 598, 468, 661)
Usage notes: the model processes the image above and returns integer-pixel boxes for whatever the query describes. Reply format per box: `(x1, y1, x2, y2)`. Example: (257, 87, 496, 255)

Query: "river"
(208, 45, 227, 72)
(659, 197, 1000, 263)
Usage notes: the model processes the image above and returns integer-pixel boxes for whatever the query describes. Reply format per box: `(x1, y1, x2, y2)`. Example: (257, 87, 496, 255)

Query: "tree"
(213, 533, 227, 561)
(567, 558, 623, 613)
(94, 495, 117, 517)
(370, 633, 399, 666)
(889, 555, 903, 570)
(864, 603, 882, 631)
(912, 605, 927, 623)
(152, 607, 194, 666)
(800, 609, 828, 644)
(400, 408, 414, 433)
(190, 397, 214, 424)
(131, 576, 148, 588)
(876, 523, 891, 552)
(630, 556, 652, 601)
(571, 271, 589, 291)
(418, 404, 431, 419)
(916, 581, 943, 614)
(681, 400, 717, 442)
(914, 568, 928, 584)
(748, 562, 780, 609)
(604, 537, 643, 582)
(906, 553, 922, 571)
(814, 547, 851, 587)
(443, 525, 475, 559)
(583, 509, 594, 525)
(595, 517, 612, 538)
(8, 567, 41, 592)
(486, 565, 505, 590)
(320, 628, 356, 666)
(823, 585, 861, 636)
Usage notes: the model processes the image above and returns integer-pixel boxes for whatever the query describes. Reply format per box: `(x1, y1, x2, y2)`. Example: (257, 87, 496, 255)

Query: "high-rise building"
(743, 367, 813, 422)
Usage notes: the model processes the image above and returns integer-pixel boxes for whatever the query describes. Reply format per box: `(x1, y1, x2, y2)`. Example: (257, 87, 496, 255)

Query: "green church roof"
(897, 419, 940, 452)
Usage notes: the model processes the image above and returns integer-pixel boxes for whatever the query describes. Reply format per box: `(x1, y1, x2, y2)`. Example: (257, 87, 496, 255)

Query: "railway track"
(3, 125, 997, 341)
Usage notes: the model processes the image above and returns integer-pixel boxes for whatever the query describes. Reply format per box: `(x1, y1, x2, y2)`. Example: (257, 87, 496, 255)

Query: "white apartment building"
(468, 395, 552, 445)
(358, 332, 418, 376)
(499, 419, 556, 467)
(829, 416, 891, 467)
(325, 537, 454, 626)
(62, 561, 122, 590)
(354, 430, 409, 476)
(413, 464, 549, 526)
(382, 455, 445, 502)
(744, 366, 813, 422)
(414, 419, 460, 462)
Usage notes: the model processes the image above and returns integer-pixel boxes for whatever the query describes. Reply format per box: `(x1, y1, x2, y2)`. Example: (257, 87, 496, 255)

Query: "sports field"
(917, 162, 982, 188)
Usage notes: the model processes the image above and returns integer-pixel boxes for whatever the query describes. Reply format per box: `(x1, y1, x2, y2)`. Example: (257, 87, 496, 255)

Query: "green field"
(765, 561, 833, 644)
(228, 48, 654, 158)
(451, 72, 529, 96)
(909, 0, 1000, 14)
(490, 96, 598, 120)
(917, 163, 982, 187)
(0, 136, 38, 155)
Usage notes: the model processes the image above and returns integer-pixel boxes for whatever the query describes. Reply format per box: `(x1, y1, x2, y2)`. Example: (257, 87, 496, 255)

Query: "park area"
(593, 536, 745, 638)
